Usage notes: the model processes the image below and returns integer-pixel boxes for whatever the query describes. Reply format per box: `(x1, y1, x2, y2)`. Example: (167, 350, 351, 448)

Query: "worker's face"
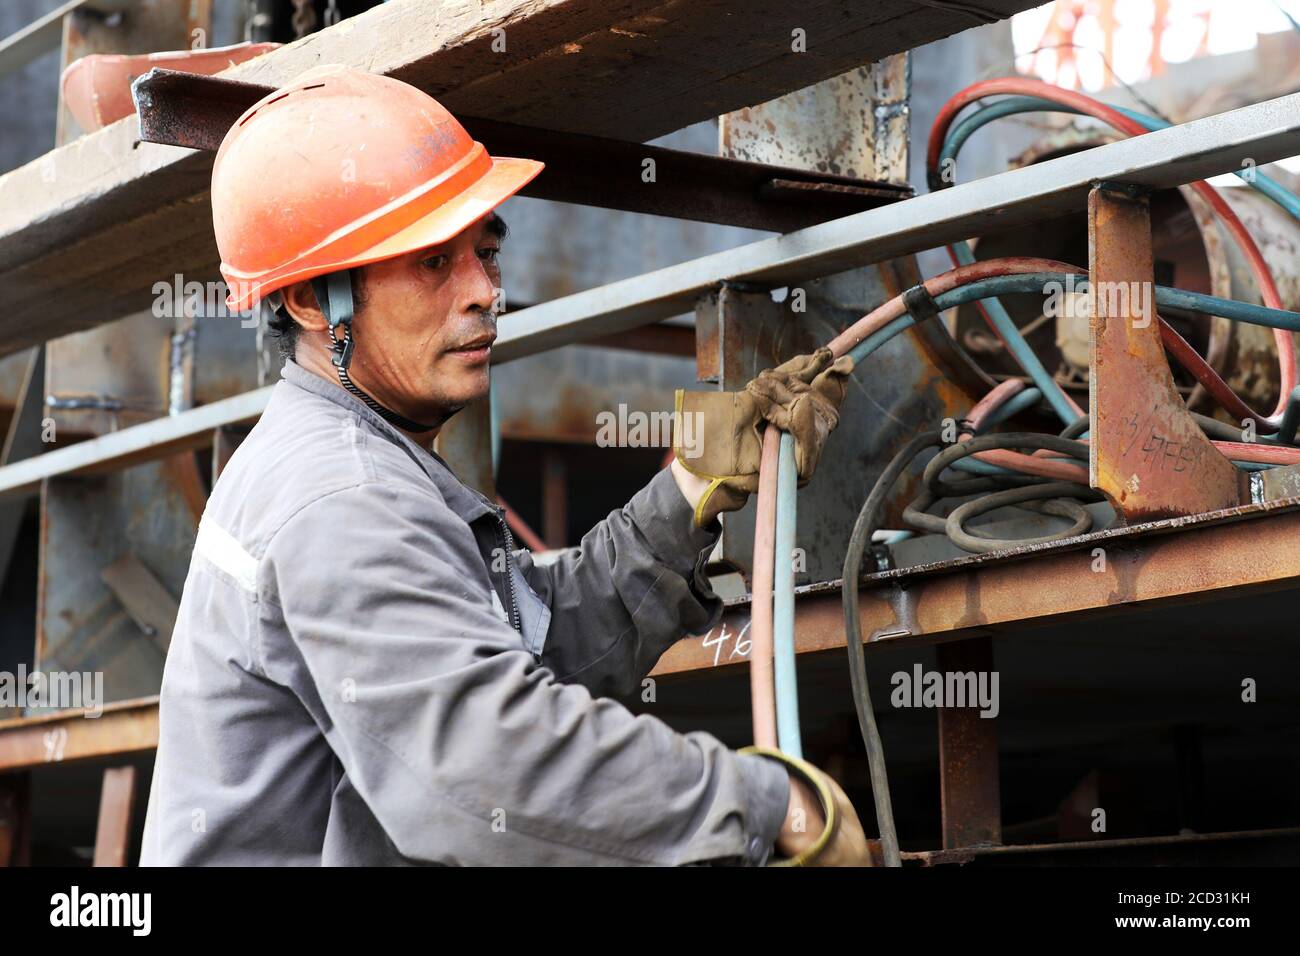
(284, 212, 505, 435)
(351, 213, 505, 426)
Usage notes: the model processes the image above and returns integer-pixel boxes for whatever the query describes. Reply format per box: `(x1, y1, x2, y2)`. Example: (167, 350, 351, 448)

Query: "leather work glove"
(742, 746, 873, 866)
(673, 348, 855, 528)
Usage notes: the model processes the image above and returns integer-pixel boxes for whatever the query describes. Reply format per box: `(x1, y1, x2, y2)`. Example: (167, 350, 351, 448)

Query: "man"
(141, 65, 867, 866)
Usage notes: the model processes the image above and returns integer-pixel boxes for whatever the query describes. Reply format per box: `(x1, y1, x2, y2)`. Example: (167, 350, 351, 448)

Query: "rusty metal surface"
(0, 352, 32, 409)
(719, 58, 911, 186)
(434, 398, 495, 499)
(0, 696, 159, 772)
(980, 132, 1300, 418)
(46, 309, 170, 440)
(37, 464, 197, 706)
(651, 496, 1300, 678)
(937, 637, 1002, 850)
(493, 345, 695, 445)
(56, 0, 210, 144)
(91, 764, 137, 867)
(132, 68, 911, 233)
(0, 772, 31, 865)
(1261, 461, 1300, 501)
(1215, 186, 1300, 416)
(1088, 185, 1243, 520)
(66, 42, 277, 133)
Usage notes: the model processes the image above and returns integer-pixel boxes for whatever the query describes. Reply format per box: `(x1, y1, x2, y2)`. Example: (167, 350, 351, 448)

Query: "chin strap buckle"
(312, 271, 357, 371)
(330, 323, 355, 370)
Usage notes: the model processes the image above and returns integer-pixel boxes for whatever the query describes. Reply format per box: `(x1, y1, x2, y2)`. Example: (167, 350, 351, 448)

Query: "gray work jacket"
(139, 361, 788, 866)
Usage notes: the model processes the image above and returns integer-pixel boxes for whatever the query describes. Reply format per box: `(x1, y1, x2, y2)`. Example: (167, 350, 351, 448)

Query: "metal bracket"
(1087, 185, 1245, 521)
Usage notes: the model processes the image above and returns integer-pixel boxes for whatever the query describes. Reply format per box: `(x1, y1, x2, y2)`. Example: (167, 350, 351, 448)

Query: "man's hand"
(673, 348, 855, 528)
(777, 764, 873, 867)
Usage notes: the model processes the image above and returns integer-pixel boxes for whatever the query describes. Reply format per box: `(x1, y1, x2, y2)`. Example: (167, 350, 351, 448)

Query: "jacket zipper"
(494, 511, 523, 634)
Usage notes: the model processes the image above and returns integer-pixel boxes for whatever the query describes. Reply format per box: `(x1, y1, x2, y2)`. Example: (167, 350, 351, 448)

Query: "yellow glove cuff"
(739, 745, 838, 867)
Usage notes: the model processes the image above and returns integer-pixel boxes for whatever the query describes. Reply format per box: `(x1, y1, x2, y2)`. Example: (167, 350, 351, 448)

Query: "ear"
(280, 280, 330, 333)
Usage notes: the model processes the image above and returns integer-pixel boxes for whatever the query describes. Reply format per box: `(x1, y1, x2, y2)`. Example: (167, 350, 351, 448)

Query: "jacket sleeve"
(260, 478, 788, 866)
(516, 466, 724, 699)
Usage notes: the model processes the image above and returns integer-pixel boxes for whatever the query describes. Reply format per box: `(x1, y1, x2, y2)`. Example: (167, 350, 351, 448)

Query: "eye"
(478, 247, 501, 263)
(421, 254, 449, 270)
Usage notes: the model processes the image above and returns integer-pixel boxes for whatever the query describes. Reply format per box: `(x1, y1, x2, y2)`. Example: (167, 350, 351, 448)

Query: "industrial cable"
(926, 76, 1298, 421)
(840, 431, 940, 868)
(758, 249, 1300, 865)
(750, 426, 781, 751)
(910, 431, 1100, 549)
(764, 261, 1090, 864)
(936, 95, 1300, 431)
(946, 485, 1094, 554)
(938, 271, 1300, 436)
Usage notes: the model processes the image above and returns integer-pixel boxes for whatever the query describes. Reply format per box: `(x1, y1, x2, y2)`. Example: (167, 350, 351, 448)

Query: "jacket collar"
(278, 361, 498, 525)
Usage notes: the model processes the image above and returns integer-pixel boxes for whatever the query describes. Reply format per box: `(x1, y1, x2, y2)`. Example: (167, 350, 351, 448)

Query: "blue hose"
(978, 386, 1044, 430)
(773, 432, 802, 757)
(949, 241, 1081, 425)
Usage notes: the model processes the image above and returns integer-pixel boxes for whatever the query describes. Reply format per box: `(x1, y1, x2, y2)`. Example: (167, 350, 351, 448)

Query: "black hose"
(921, 432, 1090, 498)
(903, 472, 1044, 535)
(945, 481, 1095, 553)
(842, 431, 940, 867)
(1058, 415, 1091, 440)
(843, 431, 1095, 865)
(909, 433, 1094, 551)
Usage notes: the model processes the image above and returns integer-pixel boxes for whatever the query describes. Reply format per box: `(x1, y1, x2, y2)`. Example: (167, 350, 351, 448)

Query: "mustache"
(443, 312, 498, 350)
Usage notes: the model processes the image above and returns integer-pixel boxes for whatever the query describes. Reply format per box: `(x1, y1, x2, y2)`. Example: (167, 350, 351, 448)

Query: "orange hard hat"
(212, 65, 543, 311)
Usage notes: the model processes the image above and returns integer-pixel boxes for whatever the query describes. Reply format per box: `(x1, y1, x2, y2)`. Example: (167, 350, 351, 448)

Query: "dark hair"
(267, 269, 366, 361)
(267, 301, 300, 361)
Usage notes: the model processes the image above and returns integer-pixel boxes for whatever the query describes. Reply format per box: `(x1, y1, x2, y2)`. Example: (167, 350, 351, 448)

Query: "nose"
(453, 248, 498, 315)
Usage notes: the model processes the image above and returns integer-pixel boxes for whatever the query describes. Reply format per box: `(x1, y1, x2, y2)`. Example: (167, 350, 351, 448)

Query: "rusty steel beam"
(0, 697, 159, 771)
(1088, 184, 1244, 521)
(1260, 461, 1300, 502)
(132, 69, 909, 234)
(937, 637, 1002, 850)
(92, 765, 138, 867)
(651, 499, 1300, 678)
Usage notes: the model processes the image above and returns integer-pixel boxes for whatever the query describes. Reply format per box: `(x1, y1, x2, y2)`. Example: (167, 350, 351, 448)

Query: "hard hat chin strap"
(310, 271, 441, 434)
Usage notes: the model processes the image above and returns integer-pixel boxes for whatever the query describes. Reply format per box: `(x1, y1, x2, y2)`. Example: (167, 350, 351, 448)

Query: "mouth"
(446, 333, 496, 364)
